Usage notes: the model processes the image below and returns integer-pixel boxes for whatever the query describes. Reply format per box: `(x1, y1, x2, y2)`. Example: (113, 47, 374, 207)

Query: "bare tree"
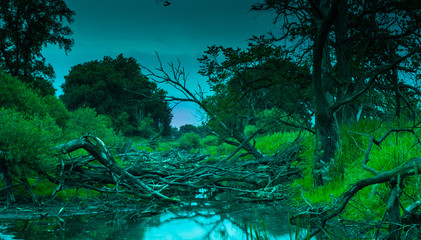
(141, 53, 264, 159)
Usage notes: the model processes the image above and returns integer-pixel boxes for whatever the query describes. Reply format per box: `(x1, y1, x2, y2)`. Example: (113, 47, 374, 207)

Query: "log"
(301, 157, 421, 239)
(56, 135, 171, 200)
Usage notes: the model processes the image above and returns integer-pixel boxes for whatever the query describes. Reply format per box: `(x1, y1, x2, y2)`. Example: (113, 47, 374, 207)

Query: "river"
(0, 201, 313, 240)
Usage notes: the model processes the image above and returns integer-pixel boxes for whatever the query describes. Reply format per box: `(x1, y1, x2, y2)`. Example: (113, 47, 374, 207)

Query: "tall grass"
(294, 118, 421, 221)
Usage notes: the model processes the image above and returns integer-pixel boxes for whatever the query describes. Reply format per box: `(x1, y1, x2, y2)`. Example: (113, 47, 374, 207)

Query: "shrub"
(64, 107, 119, 146)
(244, 125, 260, 137)
(201, 135, 219, 147)
(41, 95, 71, 128)
(138, 115, 158, 139)
(0, 69, 71, 128)
(0, 70, 45, 115)
(179, 132, 201, 150)
(0, 108, 61, 178)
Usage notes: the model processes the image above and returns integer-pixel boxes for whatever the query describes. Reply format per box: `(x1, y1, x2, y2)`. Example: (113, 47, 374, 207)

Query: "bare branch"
(330, 48, 421, 113)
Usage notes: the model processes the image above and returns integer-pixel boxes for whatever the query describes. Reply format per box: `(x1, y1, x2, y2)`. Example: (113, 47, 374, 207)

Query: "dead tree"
(141, 53, 263, 159)
(56, 135, 171, 200)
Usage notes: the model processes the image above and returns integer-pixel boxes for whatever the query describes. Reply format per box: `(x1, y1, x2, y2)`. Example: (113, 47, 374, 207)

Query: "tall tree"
(198, 37, 313, 135)
(0, 0, 74, 95)
(61, 54, 172, 137)
(253, 0, 421, 185)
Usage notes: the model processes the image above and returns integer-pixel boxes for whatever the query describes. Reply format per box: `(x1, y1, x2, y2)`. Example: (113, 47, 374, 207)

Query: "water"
(0, 201, 312, 240)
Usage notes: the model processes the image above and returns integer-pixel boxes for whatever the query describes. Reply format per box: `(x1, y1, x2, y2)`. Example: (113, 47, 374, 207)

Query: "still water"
(0, 201, 311, 240)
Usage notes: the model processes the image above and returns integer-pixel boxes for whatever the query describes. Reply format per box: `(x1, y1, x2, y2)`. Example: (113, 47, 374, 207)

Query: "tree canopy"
(198, 37, 312, 136)
(0, 0, 75, 95)
(252, 0, 421, 185)
(61, 54, 172, 137)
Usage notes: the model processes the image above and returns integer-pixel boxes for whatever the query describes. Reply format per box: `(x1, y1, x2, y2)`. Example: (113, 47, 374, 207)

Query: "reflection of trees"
(7, 212, 147, 240)
(142, 202, 292, 239)
(5, 202, 301, 239)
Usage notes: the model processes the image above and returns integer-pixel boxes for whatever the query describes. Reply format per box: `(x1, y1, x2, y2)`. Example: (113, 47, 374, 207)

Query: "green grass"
(11, 117, 420, 223)
(292, 118, 421, 222)
(255, 131, 309, 155)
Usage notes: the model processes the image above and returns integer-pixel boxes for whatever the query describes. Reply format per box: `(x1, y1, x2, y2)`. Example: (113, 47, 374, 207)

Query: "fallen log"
(294, 157, 421, 239)
(56, 135, 172, 200)
(48, 134, 303, 205)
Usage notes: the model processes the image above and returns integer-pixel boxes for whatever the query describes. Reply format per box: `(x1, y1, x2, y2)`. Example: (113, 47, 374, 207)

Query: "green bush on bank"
(179, 132, 201, 150)
(0, 70, 70, 128)
(200, 135, 219, 147)
(0, 70, 123, 200)
(0, 108, 61, 178)
(63, 107, 119, 146)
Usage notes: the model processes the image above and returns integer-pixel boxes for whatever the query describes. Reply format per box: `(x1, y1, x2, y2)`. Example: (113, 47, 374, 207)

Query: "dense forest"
(1, 0, 421, 239)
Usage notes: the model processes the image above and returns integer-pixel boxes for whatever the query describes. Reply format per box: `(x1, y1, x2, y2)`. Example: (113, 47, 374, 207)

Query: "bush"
(64, 107, 119, 146)
(41, 95, 71, 128)
(138, 115, 158, 139)
(0, 108, 61, 177)
(0, 70, 70, 128)
(0, 70, 44, 114)
(179, 132, 201, 150)
(244, 125, 260, 137)
(201, 135, 219, 147)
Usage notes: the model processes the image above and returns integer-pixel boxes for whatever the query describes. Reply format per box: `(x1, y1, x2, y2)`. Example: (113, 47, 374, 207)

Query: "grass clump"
(293, 118, 421, 222)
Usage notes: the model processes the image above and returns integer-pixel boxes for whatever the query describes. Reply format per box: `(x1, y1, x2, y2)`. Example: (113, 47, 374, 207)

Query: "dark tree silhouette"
(0, 0, 75, 95)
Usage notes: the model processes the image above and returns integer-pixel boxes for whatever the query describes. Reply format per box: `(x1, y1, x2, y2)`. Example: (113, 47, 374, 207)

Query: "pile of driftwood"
(52, 135, 302, 202)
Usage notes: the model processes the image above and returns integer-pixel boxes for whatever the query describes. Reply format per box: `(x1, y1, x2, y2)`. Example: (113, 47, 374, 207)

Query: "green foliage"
(114, 112, 136, 135)
(178, 124, 206, 137)
(41, 95, 71, 128)
(0, 70, 71, 128)
(294, 118, 421, 222)
(179, 132, 201, 150)
(201, 135, 219, 147)
(255, 130, 308, 156)
(0, 70, 44, 113)
(256, 108, 309, 133)
(0, 108, 61, 178)
(63, 107, 118, 146)
(0, 0, 75, 95)
(200, 38, 312, 141)
(244, 125, 260, 137)
(61, 54, 172, 136)
(137, 115, 158, 139)
(202, 143, 239, 161)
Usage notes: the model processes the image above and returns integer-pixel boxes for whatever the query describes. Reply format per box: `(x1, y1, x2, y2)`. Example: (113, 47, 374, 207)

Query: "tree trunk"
(334, 0, 355, 124)
(57, 135, 172, 200)
(0, 154, 15, 206)
(311, 0, 341, 186)
(384, 178, 402, 240)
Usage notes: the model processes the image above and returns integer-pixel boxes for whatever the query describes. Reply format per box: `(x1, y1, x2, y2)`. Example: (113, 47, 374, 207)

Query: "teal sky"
(43, 0, 276, 127)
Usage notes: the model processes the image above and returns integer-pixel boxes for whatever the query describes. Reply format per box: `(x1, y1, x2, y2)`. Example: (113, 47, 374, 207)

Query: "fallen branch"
(56, 135, 172, 200)
(297, 157, 421, 239)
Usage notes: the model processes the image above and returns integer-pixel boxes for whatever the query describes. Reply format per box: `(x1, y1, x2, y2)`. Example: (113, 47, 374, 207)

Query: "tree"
(253, 0, 421, 185)
(178, 124, 206, 137)
(0, 70, 65, 205)
(0, 69, 70, 128)
(61, 54, 172, 137)
(0, 0, 75, 95)
(198, 38, 313, 138)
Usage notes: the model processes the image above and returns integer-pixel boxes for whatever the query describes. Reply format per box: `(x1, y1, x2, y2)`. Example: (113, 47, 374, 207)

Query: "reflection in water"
(1, 201, 312, 240)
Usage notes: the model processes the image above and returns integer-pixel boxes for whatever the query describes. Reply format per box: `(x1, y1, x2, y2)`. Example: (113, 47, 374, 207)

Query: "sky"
(42, 0, 276, 128)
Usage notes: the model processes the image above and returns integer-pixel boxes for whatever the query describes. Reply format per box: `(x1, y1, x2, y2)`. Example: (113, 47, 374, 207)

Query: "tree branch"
(330, 48, 421, 113)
